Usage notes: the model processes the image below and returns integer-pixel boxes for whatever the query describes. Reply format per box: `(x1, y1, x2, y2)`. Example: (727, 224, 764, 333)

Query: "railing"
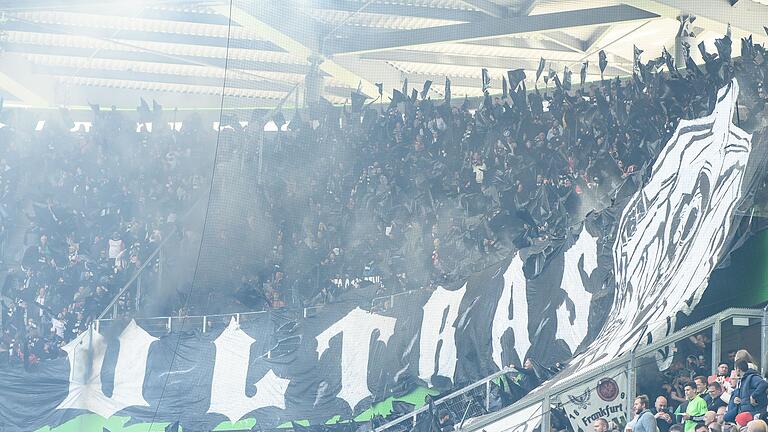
(96, 288, 433, 335)
(97, 198, 207, 321)
(373, 307, 768, 432)
(371, 287, 434, 312)
(374, 367, 517, 432)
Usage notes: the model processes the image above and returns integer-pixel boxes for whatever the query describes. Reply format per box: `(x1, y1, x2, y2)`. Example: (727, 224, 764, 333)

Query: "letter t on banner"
(209, 318, 290, 422)
(316, 307, 397, 410)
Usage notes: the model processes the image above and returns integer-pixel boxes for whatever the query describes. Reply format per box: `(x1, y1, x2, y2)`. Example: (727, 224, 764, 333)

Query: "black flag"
(165, 421, 179, 432)
(741, 35, 754, 62)
(502, 75, 508, 99)
(715, 27, 733, 64)
(580, 61, 588, 88)
(536, 57, 546, 83)
(599, 50, 608, 80)
(633, 45, 643, 75)
(350, 91, 368, 113)
(272, 111, 286, 130)
(137, 97, 151, 123)
(507, 68, 526, 92)
(388, 89, 406, 110)
(444, 77, 451, 104)
(401, 78, 408, 97)
(662, 46, 676, 74)
(545, 68, 555, 86)
(553, 73, 562, 91)
(563, 67, 572, 91)
(684, 43, 703, 77)
(481, 68, 491, 92)
(421, 80, 432, 99)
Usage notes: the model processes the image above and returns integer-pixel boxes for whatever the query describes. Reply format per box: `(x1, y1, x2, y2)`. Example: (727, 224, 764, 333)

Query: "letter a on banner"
(56, 320, 157, 418)
(316, 307, 397, 410)
(419, 284, 466, 385)
(209, 318, 290, 422)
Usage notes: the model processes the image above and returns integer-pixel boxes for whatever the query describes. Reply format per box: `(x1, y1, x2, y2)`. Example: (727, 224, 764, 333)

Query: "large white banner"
(554, 372, 629, 432)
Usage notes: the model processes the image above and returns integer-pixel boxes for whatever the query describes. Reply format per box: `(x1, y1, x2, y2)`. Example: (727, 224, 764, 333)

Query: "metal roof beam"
(584, 25, 613, 53)
(218, 2, 379, 97)
(361, 49, 633, 74)
(622, 0, 768, 38)
(301, 0, 487, 22)
(458, 0, 508, 18)
(543, 32, 586, 54)
(34, 66, 296, 93)
(3, 20, 282, 51)
(0, 53, 50, 107)
(518, 0, 540, 16)
(0, 0, 220, 11)
(329, 5, 659, 55)
(4, 43, 311, 75)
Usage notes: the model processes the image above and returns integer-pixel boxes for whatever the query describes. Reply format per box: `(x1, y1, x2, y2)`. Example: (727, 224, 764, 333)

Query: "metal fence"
(373, 367, 517, 432)
(371, 288, 434, 313)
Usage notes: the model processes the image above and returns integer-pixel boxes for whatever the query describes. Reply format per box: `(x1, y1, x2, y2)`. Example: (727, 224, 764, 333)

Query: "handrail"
(374, 366, 517, 432)
(97, 199, 205, 320)
(96, 309, 270, 324)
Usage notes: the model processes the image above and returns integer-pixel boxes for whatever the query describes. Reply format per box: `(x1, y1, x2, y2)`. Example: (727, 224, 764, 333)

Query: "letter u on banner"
(56, 320, 157, 419)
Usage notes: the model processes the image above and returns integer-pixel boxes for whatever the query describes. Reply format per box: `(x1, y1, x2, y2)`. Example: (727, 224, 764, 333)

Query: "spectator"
(629, 395, 658, 432)
(704, 412, 717, 427)
(655, 396, 675, 432)
(680, 382, 708, 432)
(736, 413, 754, 429)
(594, 418, 610, 432)
(710, 363, 733, 392)
(748, 420, 768, 432)
(706, 381, 729, 411)
(696, 377, 711, 397)
(735, 351, 759, 372)
(517, 358, 541, 393)
(725, 360, 768, 422)
(437, 409, 455, 432)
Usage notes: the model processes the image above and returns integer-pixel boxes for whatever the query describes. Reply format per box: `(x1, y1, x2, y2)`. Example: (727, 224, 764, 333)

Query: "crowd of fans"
(609, 349, 768, 432)
(224, 31, 768, 316)
(0, 20, 764, 387)
(0, 107, 213, 367)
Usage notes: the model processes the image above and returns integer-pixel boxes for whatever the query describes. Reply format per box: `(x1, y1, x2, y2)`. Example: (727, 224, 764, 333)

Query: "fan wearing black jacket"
(724, 360, 768, 422)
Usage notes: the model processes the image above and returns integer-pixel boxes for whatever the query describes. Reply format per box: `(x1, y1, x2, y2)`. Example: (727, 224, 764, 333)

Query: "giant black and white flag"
(0, 80, 763, 432)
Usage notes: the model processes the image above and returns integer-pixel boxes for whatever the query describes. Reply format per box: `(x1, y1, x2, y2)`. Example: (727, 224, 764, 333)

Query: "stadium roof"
(0, 0, 765, 111)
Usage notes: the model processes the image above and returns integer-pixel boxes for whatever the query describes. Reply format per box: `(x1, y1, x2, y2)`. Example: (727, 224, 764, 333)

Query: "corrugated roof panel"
(53, 75, 290, 99)
(6, 31, 307, 64)
(10, 11, 263, 40)
(407, 43, 588, 61)
(22, 53, 307, 82)
(308, 10, 460, 29)
(528, 0, 623, 15)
